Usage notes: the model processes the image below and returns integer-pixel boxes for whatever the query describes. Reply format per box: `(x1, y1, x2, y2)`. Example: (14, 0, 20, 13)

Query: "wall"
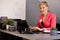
(0, 0, 26, 20)
(26, 0, 40, 26)
(26, 0, 60, 26)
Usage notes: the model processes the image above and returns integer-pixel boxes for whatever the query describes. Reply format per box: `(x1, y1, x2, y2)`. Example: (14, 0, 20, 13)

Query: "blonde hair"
(39, 1, 48, 7)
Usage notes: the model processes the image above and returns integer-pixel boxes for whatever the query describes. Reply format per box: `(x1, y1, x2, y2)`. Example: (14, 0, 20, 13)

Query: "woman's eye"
(40, 8, 42, 9)
(40, 7, 45, 9)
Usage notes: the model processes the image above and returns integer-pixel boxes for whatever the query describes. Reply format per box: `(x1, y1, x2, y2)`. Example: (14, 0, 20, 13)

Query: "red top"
(37, 12, 56, 30)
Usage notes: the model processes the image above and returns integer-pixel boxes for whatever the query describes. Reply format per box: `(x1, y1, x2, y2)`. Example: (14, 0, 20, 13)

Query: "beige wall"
(0, 0, 26, 20)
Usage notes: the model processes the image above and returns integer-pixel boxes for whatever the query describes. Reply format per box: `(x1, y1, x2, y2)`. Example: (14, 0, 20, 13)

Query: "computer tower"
(17, 20, 29, 33)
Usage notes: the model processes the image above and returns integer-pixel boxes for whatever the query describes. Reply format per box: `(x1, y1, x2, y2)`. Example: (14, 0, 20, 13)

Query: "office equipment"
(17, 20, 32, 34)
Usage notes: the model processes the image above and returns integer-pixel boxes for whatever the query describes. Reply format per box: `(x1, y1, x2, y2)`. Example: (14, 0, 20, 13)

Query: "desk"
(0, 29, 60, 40)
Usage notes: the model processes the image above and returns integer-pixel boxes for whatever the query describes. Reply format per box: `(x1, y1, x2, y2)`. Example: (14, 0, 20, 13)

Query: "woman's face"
(39, 4, 48, 14)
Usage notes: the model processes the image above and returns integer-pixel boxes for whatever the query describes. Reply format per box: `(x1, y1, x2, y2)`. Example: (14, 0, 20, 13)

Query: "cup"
(50, 29, 57, 36)
(6, 25, 10, 30)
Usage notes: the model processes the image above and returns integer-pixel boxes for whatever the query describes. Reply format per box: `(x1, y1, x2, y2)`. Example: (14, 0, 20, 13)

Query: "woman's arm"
(51, 14, 56, 28)
(29, 26, 43, 31)
(35, 27, 43, 31)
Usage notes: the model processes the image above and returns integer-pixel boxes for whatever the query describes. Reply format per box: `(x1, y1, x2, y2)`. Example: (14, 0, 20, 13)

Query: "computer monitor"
(17, 20, 29, 33)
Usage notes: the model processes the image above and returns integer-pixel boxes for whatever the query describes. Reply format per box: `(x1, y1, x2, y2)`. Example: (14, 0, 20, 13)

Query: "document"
(43, 28, 50, 33)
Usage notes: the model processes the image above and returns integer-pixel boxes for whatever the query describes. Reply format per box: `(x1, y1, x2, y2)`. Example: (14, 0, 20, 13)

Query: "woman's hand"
(35, 27, 44, 31)
(29, 26, 37, 30)
(29, 26, 33, 29)
(29, 26, 44, 31)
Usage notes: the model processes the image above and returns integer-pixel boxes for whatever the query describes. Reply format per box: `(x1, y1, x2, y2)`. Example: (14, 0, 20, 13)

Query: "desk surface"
(0, 29, 60, 40)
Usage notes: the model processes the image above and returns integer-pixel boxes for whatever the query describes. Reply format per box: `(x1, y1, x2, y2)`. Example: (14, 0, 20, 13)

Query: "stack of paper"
(43, 28, 50, 32)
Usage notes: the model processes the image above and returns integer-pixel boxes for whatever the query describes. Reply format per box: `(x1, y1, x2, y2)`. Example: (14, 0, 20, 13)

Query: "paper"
(43, 28, 50, 32)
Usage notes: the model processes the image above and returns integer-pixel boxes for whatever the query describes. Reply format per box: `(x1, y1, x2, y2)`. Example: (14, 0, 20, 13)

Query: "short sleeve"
(51, 14, 56, 28)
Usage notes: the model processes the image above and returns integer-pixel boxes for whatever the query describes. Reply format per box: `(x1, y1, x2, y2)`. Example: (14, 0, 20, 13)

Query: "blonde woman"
(29, 1, 56, 31)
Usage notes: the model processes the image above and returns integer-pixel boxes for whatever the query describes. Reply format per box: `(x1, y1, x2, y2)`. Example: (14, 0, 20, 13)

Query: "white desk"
(0, 29, 60, 40)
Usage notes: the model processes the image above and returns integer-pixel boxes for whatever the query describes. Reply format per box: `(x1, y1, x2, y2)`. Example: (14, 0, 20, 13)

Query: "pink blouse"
(37, 12, 56, 30)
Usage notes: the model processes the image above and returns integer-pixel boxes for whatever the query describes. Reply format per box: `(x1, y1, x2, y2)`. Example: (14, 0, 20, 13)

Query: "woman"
(29, 1, 56, 31)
